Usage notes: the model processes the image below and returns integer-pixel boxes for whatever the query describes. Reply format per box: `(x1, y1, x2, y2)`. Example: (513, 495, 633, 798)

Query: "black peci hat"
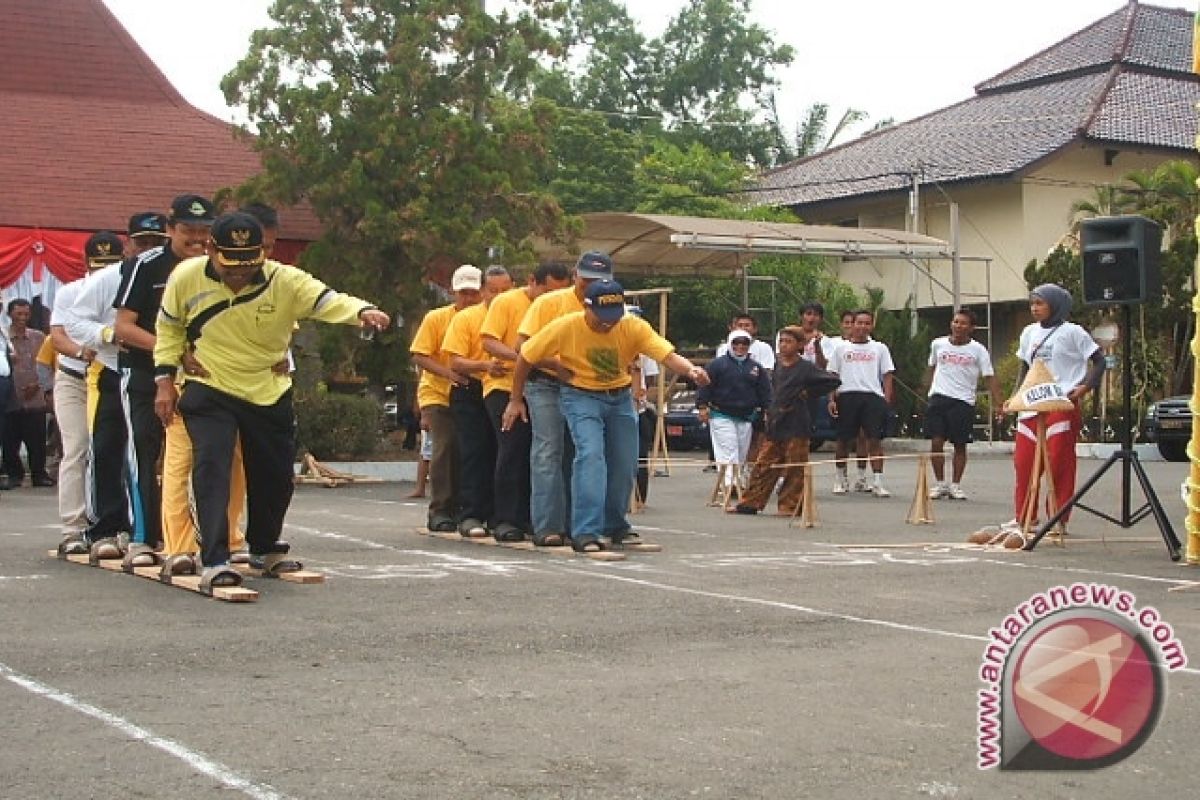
(83, 230, 125, 269)
(209, 212, 266, 267)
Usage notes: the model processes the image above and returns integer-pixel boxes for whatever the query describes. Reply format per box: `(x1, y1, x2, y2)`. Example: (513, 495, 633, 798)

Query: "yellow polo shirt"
(519, 312, 675, 392)
(441, 302, 506, 396)
(410, 304, 458, 408)
(479, 287, 531, 395)
(517, 286, 583, 339)
(155, 257, 373, 406)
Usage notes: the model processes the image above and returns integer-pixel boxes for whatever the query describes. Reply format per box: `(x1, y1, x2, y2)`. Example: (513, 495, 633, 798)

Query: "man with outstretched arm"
(502, 280, 708, 553)
(153, 212, 389, 594)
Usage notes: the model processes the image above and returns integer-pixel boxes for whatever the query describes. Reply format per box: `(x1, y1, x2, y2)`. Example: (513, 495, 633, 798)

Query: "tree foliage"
(222, 0, 574, 383)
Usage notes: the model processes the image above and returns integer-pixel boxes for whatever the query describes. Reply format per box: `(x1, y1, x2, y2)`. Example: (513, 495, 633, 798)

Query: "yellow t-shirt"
(35, 335, 57, 369)
(441, 302, 504, 395)
(410, 304, 459, 408)
(517, 286, 583, 339)
(520, 312, 675, 391)
(479, 287, 531, 395)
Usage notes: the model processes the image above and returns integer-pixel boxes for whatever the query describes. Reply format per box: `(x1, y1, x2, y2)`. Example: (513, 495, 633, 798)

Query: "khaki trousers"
(53, 370, 89, 534)
(161, 411, 246, 556)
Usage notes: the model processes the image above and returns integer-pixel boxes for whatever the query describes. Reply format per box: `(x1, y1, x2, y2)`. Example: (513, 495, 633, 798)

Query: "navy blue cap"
(583, 279, 626, 323)
(576, 250, 614, 280)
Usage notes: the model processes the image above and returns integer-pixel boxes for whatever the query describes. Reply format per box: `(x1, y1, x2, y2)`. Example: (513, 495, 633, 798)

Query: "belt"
(58, 364, 86, 380)
(571, 385, 630, 397)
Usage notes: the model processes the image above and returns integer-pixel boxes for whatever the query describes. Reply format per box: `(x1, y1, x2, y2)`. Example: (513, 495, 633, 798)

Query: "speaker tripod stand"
(1024, 304, 1182, 560)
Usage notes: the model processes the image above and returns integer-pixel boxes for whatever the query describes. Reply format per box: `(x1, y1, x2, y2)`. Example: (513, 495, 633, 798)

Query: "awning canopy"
(535, 213, 954, 277)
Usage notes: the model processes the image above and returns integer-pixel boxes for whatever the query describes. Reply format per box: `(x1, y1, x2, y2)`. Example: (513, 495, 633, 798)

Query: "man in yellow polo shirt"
(514, 251, 611, 546)
(409, 265, 480, 532)
(480, 263, 571, 542)
(441, 265, 513, 538)
(152, 212, 389, 593)
(504, 280, 708, 553)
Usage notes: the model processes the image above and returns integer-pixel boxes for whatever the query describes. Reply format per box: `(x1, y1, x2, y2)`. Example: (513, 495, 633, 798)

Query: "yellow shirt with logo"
(441, 301, 505, 396)
(410, 304, 458, 408)
(155, 257, 372, 406)
(479, 287, 531, 395)
(517, 286, 583, 339)
(520, 311, 675, 391)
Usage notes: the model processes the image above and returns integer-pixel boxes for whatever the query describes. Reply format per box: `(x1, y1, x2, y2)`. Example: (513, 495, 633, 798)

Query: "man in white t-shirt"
(716, 312, 775, 370)
(1002, 284, 1104, 535)
(922, 308, 1003, 500)
(828, 310, 895, 497)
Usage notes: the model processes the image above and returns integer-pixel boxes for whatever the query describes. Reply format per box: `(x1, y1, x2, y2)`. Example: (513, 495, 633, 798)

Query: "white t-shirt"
(1017, 321, 1099, 396)
(716, 338, 774, 370)
(830, 339, 895, 396)
(927, 337, 994, 405)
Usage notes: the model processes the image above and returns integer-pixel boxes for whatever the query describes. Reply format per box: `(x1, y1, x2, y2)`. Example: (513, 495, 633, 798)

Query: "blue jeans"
(524, 379, 569, 536)
(559, 385, 637, 540)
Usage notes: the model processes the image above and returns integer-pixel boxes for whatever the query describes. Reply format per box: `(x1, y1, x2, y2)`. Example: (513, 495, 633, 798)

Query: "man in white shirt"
(48, 232, 124, 540)
(828, 309, 895, 497)
(58, 253, 132, 555)
(716, 312, 774, 370)
(921, 308, 1003, 500)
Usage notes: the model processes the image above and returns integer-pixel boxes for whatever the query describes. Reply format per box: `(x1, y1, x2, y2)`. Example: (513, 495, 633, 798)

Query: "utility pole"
(908, 170, 921, 337)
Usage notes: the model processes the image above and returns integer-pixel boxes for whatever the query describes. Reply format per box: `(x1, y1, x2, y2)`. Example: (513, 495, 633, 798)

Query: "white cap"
(727, 330, 753, 346)
(451, 264, 482, 292)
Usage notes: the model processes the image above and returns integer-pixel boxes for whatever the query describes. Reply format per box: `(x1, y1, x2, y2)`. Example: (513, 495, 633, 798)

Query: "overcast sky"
(102, 0, 1142, 140)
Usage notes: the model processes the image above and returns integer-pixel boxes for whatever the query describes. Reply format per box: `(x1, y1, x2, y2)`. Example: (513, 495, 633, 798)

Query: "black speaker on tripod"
(1080, 215, 1161, 306)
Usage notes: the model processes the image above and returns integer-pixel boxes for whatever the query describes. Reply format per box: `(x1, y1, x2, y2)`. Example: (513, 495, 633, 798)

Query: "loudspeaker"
(1080, 215, 1161, 306)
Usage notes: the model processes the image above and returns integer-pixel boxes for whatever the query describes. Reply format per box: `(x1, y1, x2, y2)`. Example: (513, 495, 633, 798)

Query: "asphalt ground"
(2, 450, 1199, 799)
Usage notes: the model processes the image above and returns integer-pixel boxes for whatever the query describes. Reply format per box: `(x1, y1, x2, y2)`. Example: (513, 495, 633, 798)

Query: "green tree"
(221, 0, 573, 383)
(539, 0, 793, 167)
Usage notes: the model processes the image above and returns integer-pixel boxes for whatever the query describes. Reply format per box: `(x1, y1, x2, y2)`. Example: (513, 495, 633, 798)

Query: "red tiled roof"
(0, 0, 322, 240)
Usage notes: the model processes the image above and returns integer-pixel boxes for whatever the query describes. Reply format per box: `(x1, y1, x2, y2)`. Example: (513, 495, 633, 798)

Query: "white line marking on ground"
(0, 662, 293, 799)
(560, 569, 1200, 677)
(0, 574, 49, 582)
(285, 523, 533, 570)
(969, 557, 1194, 586)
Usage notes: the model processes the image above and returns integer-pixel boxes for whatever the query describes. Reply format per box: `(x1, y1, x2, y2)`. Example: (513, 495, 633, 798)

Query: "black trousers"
(636, 407, 657, 503)
(86, 367, 130, 541)
(450, 379, 495, 524)
(483, 389, 531, 531)
(2, 409, 48, 482)
(180, 382, 296, 567)
(122, 369, 163, 548)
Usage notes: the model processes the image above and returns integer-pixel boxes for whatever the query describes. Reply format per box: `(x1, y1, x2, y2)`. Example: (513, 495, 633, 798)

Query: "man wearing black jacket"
(696, 330, 772, 486)
(735, 327, 840, 516)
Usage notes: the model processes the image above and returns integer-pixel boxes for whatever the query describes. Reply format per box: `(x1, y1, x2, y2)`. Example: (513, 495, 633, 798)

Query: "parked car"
(663, 389, 710, 451)
(1142, 395, 1192, 462)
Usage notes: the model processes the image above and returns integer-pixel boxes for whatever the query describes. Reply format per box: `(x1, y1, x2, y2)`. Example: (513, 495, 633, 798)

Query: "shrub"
(295, 391, 381, 459)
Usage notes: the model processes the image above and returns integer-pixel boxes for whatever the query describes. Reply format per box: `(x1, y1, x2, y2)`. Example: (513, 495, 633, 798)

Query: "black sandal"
(533, 533, 566, 547)
(571, 537, 605, 553)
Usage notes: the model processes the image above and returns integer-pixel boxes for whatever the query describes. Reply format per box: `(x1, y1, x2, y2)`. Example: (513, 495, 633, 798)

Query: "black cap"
(576, 250, 614, 280)
(168, 194, 216, 226)
(209, 212, 266, 267)
(127, 211, 169, 238)
(83, 230, 125, 269)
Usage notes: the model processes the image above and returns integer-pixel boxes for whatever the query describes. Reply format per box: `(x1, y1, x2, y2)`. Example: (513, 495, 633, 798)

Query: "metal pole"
(950, 202, 961, 311)
(909, 172, 920, 337)
(1122, 303, 1133, 523)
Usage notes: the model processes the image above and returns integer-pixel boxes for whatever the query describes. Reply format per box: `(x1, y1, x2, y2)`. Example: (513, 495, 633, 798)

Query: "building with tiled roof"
(756, 1, 1198, 323)
(0, 0, 319, 301)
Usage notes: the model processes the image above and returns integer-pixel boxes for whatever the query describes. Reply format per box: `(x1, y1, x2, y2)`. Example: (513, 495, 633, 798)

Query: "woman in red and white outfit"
(1005, 284, 1105, 532)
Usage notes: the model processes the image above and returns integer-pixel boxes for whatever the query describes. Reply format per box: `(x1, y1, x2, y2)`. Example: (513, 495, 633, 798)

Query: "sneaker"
(948, 486, 969, 500)
(832, 479, 849, 495)
(852, 477, 871, 493)
(928, 484, 949, 500)
(872, 484, 891, 498)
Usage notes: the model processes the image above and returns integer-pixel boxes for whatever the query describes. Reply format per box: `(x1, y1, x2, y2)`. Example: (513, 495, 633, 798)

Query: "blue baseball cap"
(583, 279, 626, 323)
